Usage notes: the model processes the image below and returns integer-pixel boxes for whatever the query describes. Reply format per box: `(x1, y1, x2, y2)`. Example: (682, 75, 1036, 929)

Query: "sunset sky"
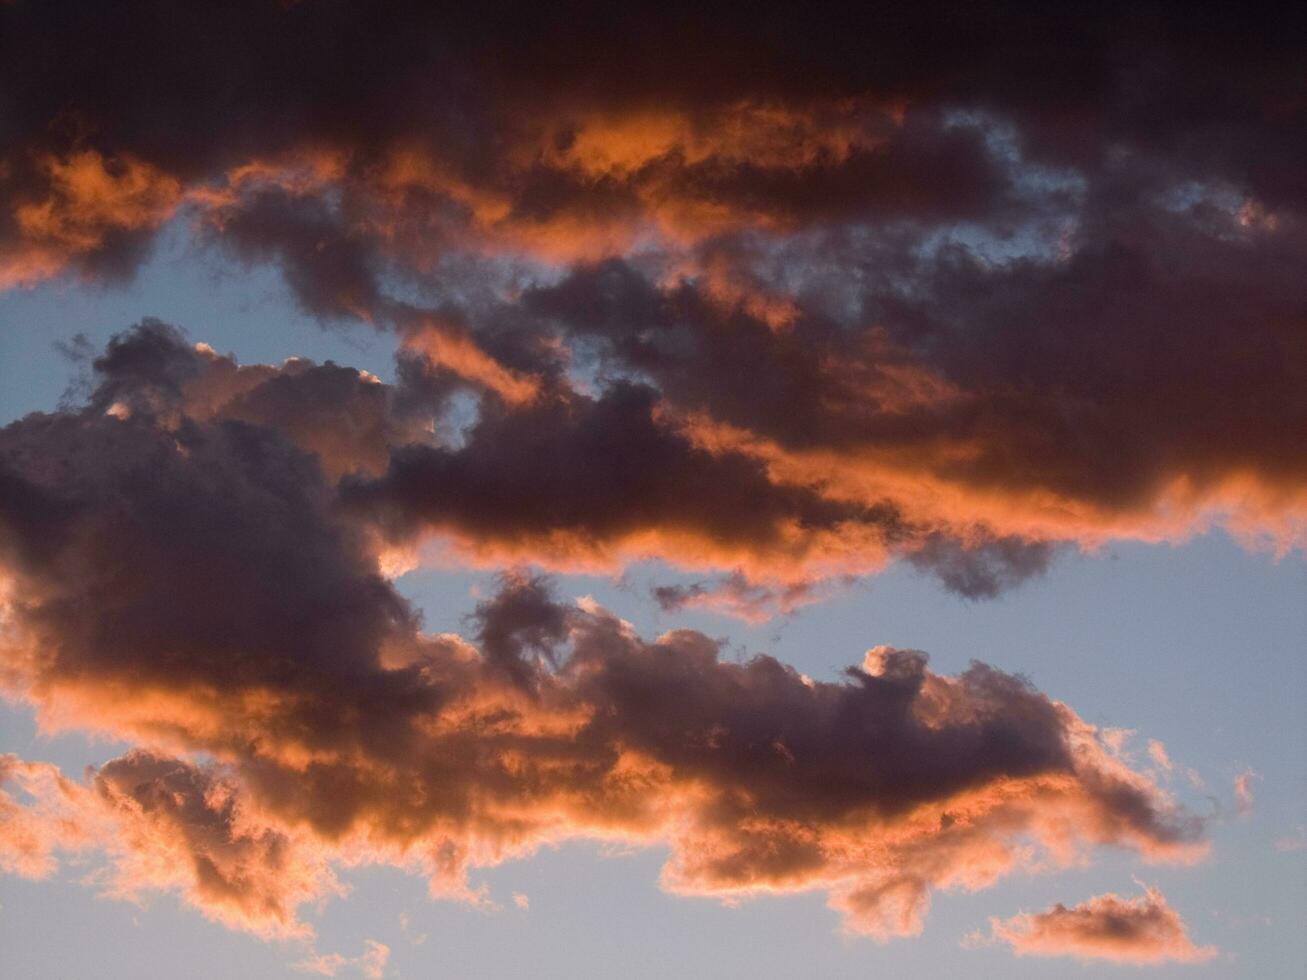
(1, 3, 1304, 977)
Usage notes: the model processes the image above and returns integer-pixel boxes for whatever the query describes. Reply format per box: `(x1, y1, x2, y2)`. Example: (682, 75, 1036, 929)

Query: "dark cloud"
(44, 315, 1285, 617)
(0, 0, 1291, 955)
(2, 1, 1302, 288)
(340, 379, 912, 575)
(651, 573, 837, 622)
(473, 571, 571, 686)
(84, 319, 440, 479)
(207, 186, 384, 322)
(906, 534, 1056, 600)
(21, 323, 1035, 604)
(867, 213, 1307, 513)
(1, 1, 1302, 579)
(518, 218, 1307, 552)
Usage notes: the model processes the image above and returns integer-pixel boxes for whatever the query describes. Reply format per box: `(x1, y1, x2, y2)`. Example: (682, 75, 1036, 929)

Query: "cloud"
(400, 316, 542, 406)
(522, 240, 1307, 555)
(2, 3, 1301, 286)
(0, 755, 93, 878)
(205, 181, 383, 323)
(0, 326, 1222, 943)
(0, 150, 180, 288)
(983, 884, 1218, 964)
(0, 333, 1208, 930)
(1147, 741, 1172, 771)
(341, 379, 918, 584)
(293, 952, 348, 977)
(0, 613, 1205, 937)
(47, 322, 1105, 607)
(295, 941, 389, 979)
(0, 751, 339, 939)
(0, 3, 1293, 961)
(0, 3, 1303, 591)
(86, 319, 448, 480)
(0, 392, 1206, 937)
(0, 1, 1018, 291)
(651, 573, 841, 623)
(1234, 770, 1257, 817)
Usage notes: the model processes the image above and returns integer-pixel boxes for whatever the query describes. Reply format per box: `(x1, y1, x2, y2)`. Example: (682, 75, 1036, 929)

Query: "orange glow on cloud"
(0, 569, 1205, 940)
(402, 319, 541, 405)
(984, 885, 1218, 964)
(25, 96, 900, 286)
(0, 151, 180, 287)
(0, 5, 1301, 970)
(672, 409, 1307, 557)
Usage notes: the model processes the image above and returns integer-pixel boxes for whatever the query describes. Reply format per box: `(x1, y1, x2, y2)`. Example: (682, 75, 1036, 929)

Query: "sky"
(0, 2, 1304, 977)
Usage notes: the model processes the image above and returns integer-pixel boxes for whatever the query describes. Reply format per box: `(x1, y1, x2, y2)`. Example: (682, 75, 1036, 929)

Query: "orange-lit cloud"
(0, 326, 1209, 936)
(0, 621, 1205, 940)
(0, 1, 1299, 960)
(0, 752, 340, 939)
(0, 5, 1303, 584)
(401, 318, 541, 406)
(0, 151, 180, 288)
(0, 428, 1207, 935)
(983, 885, 1218, 964)
(294, 940, 390, 978)
(0, 409, 1205, 939)
(0, 755, 93, 878)
(363, 99, 940, 261)
(54, 321, 1305, 619)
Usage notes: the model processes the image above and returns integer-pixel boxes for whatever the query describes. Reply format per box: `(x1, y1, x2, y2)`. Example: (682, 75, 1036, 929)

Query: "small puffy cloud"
(983, 885, 1217, 965)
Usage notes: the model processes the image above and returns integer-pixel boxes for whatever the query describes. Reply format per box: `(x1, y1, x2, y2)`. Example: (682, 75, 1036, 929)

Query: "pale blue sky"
(1, 230, 1303, 979)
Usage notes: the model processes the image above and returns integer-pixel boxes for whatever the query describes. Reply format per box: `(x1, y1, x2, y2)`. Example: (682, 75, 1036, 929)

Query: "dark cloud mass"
(0, 0, 1298, 954)
(37, 322, 1039, 598)
(1, 0, 1303, 586)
